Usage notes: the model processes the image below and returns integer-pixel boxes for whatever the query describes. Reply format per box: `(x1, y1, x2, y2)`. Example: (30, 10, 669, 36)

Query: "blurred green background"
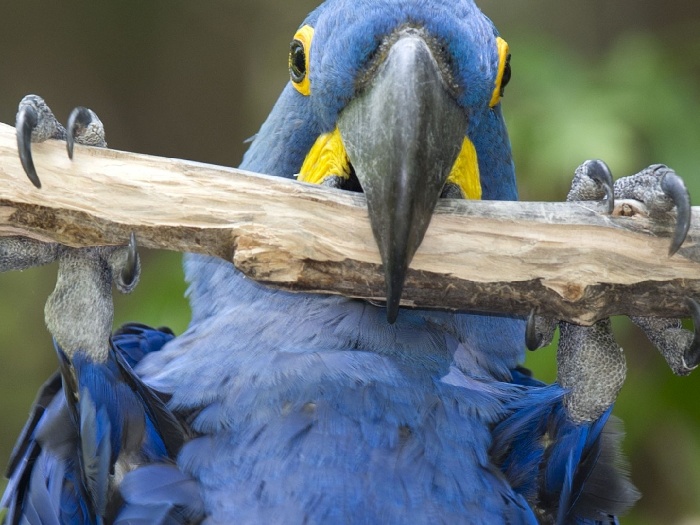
(1, 1, 699, 523)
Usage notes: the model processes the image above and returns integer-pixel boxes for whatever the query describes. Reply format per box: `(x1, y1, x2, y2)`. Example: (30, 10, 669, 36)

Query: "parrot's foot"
(0, 237, 59, 273)
(557, 320, 626, 423)
(16, 94, 106, 188)
(10, 95, 138, 360)
(631, 300, 700, 374)
(527, 160, 697, 423)
(46, 232, 140, 361)
(3, 96, 108, 275)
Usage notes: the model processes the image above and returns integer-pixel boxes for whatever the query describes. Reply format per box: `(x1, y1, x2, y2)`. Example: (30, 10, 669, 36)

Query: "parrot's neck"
(183, 253, 525, 381)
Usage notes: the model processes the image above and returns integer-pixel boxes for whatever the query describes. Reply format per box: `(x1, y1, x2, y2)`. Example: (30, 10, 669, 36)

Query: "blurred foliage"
(508, 32, 700, 201)
(0, 2, 699, 523)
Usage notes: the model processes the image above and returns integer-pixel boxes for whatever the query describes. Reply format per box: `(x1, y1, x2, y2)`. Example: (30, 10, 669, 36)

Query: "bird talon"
(660, 171, 691, 256)
(525, 309, 542, 350)
(15, 95, 68, 188)
(682, 299, 700, 370)
(584, 159, 614, 214)
(525, 309, 556, 351)
(120, 233, 139, 288)
(16, 104, 41, 188)
(66, 106, 94, 159)
(66, 106, 106, 159)
(567, 159, 615, 212)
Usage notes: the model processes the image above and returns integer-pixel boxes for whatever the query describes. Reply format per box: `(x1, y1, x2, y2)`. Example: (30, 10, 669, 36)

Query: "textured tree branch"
(0, 121, 698, 324)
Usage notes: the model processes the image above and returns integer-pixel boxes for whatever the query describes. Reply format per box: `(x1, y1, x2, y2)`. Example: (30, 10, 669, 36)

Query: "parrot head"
(242, 0, 515, 322)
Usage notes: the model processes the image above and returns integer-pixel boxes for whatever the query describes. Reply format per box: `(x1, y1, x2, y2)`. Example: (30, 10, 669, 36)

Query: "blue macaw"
(4, 0, 697, 523)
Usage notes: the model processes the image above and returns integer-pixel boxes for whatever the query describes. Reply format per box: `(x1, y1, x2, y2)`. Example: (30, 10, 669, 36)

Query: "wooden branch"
(0, 121, 698, 324)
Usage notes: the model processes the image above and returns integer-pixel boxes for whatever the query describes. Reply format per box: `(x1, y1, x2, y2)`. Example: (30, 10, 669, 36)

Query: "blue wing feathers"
(556, 413, 639, 524)
(1, 324, 188, 524)
(492, 383, 638, 524)
(22, 463, 60, 525)
(77, 388, 111, 519)
(1, 375, 61, 525)
(111, 343, 187, 458)
(112, 323, 175, 368)
(116, 464, 204, 524)
(4, 373, 61, 480)
(492, 385, 563, 499)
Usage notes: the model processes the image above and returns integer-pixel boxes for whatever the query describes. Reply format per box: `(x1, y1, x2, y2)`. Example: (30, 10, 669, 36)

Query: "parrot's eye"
(290, 41, 306, 83)
(290, 25, 314, 96)
(489, 36, 511, 107)
(501, 54, 511, 92)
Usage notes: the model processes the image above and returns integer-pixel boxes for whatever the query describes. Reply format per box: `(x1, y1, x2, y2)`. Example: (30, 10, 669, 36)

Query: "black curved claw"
(525, 309, 542, 351)
(121, 233, 139, 287)
(660, 172, 691, 256)
(66, 106, 94, 160)
(16, 105, 41, 188)
(683, 299, 700, 369)
(586, 159, 614, 214)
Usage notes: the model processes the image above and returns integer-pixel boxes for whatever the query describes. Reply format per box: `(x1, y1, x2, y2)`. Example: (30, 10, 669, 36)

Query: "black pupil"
(290, 40, 306, 83)
(500, 54, 511, 96)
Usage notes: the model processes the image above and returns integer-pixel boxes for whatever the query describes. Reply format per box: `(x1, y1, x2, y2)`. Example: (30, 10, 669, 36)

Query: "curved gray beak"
(338, 32, 467, 323)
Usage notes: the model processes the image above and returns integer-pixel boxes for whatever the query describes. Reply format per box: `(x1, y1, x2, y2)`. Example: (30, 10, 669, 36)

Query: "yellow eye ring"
(290, 25, 314, 96)
(489, 37, 511, 107)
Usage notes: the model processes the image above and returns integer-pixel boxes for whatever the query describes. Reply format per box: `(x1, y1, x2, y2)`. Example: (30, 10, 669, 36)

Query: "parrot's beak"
(338, 29, 467, 323)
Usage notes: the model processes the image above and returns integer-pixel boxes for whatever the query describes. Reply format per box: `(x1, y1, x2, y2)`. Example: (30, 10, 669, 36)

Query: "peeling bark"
(0, 122, 698, 324)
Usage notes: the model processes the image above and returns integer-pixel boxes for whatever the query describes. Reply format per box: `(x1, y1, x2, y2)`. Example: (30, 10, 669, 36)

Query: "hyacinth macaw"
(2, 0, 697, 523)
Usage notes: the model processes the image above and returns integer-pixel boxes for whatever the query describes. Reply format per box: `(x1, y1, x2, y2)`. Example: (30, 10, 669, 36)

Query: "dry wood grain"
(0, 121, 698, 324)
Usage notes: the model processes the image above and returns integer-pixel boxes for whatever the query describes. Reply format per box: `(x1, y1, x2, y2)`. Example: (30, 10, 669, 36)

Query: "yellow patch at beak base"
(298, 128, 352, 184)
(298, 128, 481, 200)
(446, 137, 482, 200)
